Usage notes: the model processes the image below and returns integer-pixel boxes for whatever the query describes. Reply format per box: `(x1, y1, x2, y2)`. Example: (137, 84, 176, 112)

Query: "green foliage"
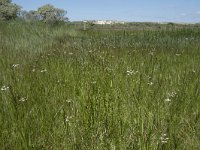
(87, 22, 95, 28)
(0, 0, 11, 5)
(0, 0, 21, 20)
(37, 4, 68, 24)
(20, 10, 38, 21)
(0, 21, 200, 149)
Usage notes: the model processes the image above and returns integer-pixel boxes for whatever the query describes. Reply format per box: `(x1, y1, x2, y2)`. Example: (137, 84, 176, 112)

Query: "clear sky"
(13, 0, 200, 23)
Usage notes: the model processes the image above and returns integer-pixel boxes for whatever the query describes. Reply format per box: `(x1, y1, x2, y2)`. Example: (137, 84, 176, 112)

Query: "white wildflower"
(40, 69, 47, 73)
(66, 99, 72, 103)
(65, 116, 72, 122)
(12, 64, 19, 68)
(1, 85, 9, 91)
(170, 92, 177, 97)
(127, 70, 138, 76)
(160, 133, 169, 144)
(148, 82, 153, 86)
(175, 54, 181, 56)
(65, 117, 69, 122)
(164, 98, 171, 102)
(165, 91, 177, 102)
(167, 91, 177, 98)
(19, 97, 27, 102)
(32, 69, 36, 72)
(68, 52, 73, 55)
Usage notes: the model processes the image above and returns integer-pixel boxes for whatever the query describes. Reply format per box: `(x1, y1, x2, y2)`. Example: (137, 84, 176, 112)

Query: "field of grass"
(0, 21, 200, 149)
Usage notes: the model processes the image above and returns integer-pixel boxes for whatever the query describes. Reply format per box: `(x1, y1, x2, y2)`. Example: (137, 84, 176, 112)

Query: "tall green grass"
(0, 21, 200, 149)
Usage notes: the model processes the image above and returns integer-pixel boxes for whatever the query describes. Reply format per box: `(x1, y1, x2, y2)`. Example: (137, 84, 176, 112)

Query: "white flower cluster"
(127, 69, 138, 76)
(168, 91, 177, 97)
(19, 97, 27, 102)
(65, 116, 72, 122)
(40, 69, 47, 73)
(12, 64, 20, 68)
(1, 85, 9, 91)
(160, 133, 169, 144)
(164, 91, 177, 102)
(148, 82, 153, 86)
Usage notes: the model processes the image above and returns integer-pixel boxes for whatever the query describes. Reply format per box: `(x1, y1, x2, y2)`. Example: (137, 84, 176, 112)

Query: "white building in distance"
(84, 20, 125, 25)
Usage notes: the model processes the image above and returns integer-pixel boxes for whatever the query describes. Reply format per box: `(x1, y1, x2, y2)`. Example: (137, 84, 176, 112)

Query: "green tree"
(0, 0, 21, 20)
(37, 4, 68, 24)
(20, 10, 39, 21)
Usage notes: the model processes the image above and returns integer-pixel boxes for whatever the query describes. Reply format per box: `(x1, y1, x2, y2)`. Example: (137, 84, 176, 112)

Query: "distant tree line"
(0, 0, 68, 24)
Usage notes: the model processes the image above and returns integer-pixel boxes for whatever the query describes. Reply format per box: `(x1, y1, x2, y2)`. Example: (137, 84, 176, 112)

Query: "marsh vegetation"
(0, 21, 200, 149)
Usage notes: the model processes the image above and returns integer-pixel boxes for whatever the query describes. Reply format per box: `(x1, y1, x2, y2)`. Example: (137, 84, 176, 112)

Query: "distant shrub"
(0, 0, 21, 21)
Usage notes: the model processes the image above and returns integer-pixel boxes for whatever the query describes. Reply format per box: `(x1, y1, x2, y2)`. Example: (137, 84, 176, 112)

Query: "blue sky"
(13, 0, 200, 23)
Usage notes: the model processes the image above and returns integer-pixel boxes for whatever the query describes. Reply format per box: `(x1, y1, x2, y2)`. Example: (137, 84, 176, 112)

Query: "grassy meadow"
(0, 21, 200, 149)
